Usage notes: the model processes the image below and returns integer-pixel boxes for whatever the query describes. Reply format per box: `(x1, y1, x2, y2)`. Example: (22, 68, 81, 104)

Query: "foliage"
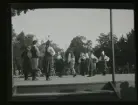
(11, 8, 34, 17)
(93, 29, 135, 68)
(65, 36, 93, 64)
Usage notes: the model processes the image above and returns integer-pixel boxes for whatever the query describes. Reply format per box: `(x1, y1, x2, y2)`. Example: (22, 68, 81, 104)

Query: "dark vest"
(31, 46, 39, 58)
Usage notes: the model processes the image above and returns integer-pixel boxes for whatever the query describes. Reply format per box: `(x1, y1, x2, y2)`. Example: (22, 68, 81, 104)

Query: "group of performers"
(21, 39, 110, 81)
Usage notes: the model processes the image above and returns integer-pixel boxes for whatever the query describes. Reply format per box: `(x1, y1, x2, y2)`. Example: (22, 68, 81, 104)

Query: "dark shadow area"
(101, 82, 114, 91)
(60, 89, 77, 93)
(120, 81, 136, 101)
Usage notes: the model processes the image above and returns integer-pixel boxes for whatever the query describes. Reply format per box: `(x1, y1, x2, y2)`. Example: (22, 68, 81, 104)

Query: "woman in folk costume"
(78, 52, 87, 76)
(55, 51, 64, 77)
(43, 40, 55, 81)
(87, 50, 98, 77)
(21, 46, 32, 80)
(31, 40, 40, 81)
(68, 52, 76, 77)
(85, 52, 90, 75)
(98, 51, 110, 75)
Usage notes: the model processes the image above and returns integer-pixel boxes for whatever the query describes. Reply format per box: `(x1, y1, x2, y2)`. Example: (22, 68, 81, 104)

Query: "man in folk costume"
(55, 51, 64, 77)
(31, 40, 40, 80)
(85, 52, 89, 75)
(98, 51, 110, 75)
(21, 46, 32, 80)
(87, 50, 98, 77)
(43, 40, 55, 81)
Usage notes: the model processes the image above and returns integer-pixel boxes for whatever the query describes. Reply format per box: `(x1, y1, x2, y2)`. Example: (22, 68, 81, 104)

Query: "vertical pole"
(110, 9, 116, 86)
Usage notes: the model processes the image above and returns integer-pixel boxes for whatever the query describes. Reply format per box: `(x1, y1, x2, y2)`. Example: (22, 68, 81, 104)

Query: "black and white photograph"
(11, 5, 136, 101)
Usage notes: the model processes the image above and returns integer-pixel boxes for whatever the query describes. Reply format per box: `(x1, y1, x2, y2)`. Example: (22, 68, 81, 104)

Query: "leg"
(24, 71, 28, 80)
(88, 69, 92, 77)
(32, 58, 39, 80)
(71, 66, 76, 77)
(32, 70, 35, 80)
(46, 61, 52, 81)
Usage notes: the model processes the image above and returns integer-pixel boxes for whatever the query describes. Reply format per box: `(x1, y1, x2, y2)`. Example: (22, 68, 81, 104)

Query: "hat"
(46, 40, 51, 45)
(33, 40, 38, 45)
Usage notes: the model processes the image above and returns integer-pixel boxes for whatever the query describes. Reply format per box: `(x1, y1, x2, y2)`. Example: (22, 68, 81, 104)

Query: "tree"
(125, 29, 135, 65)
(65, 36, 88, 64)
(85, 40, 93, 52)
(95, 33, 118, 56)
(93, 33, 118, 68)
(16, 31, 26, 51)
(24, 34, 35, 47)
(11, 8, 35, 17)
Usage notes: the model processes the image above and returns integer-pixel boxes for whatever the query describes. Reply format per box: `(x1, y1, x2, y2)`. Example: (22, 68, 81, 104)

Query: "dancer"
(55, 51, 64, 77)
(68, 52, 76, 77)
(21, 46, 32, 80)
(87, 50, 98, 77)
(43, 40, 55, 80)
(98, 51, 110, 75)
(78, 52, 87, 76)
(31, 40, 40, 80)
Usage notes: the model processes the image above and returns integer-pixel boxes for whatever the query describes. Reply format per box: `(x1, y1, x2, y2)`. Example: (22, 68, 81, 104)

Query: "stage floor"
(13, 74, 135, 86)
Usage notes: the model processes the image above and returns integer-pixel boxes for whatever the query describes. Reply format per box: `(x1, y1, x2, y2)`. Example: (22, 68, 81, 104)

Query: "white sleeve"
(68, 54, 71, 63)
(99, 56, 102, 61)
(78, 58, 81, 63)
(49, 47, 55, 56)
(94, 56, 98, 63)
(35, 46, 40, 56)
(105, 56, 110, 61)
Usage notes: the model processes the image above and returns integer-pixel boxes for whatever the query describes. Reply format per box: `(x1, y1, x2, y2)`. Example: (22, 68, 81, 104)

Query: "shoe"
(73, 74, 76, 77)
(32, 78, 39, 81)
(59, 75, 62, 78)
(46, 77, 52, 81)
(102, 72, 106, 76)
(24, 78, 30, 81)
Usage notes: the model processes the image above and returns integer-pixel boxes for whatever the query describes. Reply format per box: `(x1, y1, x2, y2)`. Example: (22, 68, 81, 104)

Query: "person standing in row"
(68, 52, 76, 77)
(78, 52, 87, 76)
(85, 52, 89, 75)
(21, 46, 32, 80)
(55, 52, 64, 77)
(87, 50, 98, 77)
(43, 40, 55, 81)
(31, 40, 40, 81)
(98, 51, 110, 75)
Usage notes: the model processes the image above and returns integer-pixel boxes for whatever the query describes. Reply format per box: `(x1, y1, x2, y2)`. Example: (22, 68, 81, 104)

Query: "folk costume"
(98, 51, 110, 75)
(31, 40, 40, 80)
(43, 40, 55, 80)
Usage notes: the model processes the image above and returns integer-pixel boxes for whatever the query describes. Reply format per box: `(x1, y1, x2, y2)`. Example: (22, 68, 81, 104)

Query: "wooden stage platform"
(12, 74, 136, 101)
(13, 74, 135, 86)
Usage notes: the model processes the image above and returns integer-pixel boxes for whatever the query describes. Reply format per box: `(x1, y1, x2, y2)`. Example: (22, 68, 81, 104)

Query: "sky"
(12, 9, 134, 51)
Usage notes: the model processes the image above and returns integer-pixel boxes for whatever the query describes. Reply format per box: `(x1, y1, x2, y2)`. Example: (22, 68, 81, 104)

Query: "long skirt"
(98, 61, 107, 73)
(80, 61, 87, 75)
(31, 58, 39, 71)
(55, 59, 64, 74)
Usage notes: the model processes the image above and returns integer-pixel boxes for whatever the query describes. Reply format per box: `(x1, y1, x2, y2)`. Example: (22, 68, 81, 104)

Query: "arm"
(105, 56, 110, 61)
(35, 46, 40, 57)
(21, 51, 24, 59)
(78, 57, 81, 63)
(49, 47, 55, 56)
(73, 57, 75, 64)
(95, 56, 98, 63)
(98, 56, 102, 61)
(68, 54, 71, 63)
